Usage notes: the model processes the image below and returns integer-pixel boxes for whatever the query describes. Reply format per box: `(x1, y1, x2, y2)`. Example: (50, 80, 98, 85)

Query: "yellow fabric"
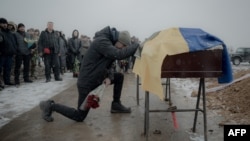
(133, 27, 189, 100)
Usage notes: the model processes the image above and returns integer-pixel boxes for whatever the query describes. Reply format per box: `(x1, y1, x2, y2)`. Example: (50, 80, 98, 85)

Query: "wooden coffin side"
(161, 49, 223, 78)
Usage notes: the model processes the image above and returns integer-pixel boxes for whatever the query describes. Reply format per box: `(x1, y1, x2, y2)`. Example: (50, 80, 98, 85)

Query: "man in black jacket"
(38, 22, 62, 82)
(14, 23, 33, 85)
(0, 18, 17, 86)
(40, 26, 139, 122)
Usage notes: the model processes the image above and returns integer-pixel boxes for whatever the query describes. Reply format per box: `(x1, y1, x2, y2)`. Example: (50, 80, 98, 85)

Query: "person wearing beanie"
(14, 23, 33, 85)
(0, 18, 8, 25)
(0, 17, 17, 86)
(17, 23, 25, 29)
(118, 31, 131, 46)
(39, 26, 140, 122)
(117, 31, 132, 73)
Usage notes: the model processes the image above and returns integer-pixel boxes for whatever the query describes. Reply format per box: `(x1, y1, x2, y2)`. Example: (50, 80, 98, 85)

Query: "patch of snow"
(0, 73, 76, 128)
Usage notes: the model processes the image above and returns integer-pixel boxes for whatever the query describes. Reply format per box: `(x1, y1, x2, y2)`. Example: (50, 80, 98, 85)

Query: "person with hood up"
(7, 21, 17, 33)
(68, 30, 81, 77)
(39, 26, 139, 122)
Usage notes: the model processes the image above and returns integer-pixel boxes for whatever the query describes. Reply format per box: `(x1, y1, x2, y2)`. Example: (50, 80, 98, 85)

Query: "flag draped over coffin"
(133, 27, 233, 100)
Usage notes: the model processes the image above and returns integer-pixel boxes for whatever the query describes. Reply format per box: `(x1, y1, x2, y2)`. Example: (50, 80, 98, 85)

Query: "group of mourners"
(0, 18, 92, 90)
(1, 17, 143, 123)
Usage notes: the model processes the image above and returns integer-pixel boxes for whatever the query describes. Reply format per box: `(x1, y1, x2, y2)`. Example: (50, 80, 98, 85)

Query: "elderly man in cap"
(38, 21, 63, 82)
(0, 18, 17, 86)
(39, 26, 139, 122)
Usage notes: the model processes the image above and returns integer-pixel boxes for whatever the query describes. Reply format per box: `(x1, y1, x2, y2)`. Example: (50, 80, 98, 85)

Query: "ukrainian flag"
(133, 27, 233, 100)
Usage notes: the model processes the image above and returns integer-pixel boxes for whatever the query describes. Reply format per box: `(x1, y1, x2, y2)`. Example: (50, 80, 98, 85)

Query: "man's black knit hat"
(0, 18, 8, 24)
(17, 23, 25, 29)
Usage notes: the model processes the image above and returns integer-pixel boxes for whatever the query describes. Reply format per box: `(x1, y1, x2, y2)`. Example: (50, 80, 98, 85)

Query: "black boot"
(55, 77, 63, 81)
(39, 100, 54, 122)
(24, 79, 33, 83)
(5, 82, 14, 85)
(15, 79, 20, 85)
(46, 76, 51, 83)
(111, 101, 131, 113)
(46, 78, 51, 83)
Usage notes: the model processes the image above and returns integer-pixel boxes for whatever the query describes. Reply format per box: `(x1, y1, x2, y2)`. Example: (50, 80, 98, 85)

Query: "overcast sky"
(1, 0, 250, 49)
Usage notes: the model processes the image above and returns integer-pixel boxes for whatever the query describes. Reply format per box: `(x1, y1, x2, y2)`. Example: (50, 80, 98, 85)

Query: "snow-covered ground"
(0, 72, 76, 128)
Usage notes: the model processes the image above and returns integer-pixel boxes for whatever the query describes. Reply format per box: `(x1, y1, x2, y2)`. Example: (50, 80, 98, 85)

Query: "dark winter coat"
(0, 29, 17, 55)
(79, 40, 89, 57)
(77, 26, 139, 89)
(68, 30, 81, 55)
(38, 29, 60, 54)
(59, 36, 67, 67)
(59, 36, 67, 55)
(0, 31, 4, 53)
(15, 31, 30, 55)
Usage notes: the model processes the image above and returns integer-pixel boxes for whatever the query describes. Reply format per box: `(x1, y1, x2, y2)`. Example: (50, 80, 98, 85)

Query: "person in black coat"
(38, 22, 62, 82)
(39, 26, 139, 122)
(0, 18, 17, 86)
(68, 30, 81, 77)
(14, 23, 33, 85)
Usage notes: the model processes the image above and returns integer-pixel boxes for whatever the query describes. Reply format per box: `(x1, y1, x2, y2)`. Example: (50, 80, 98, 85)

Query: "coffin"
(161, 49, 223, 78)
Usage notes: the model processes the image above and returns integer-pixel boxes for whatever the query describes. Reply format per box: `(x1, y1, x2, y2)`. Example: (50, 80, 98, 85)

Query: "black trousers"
(0, 55, 13, 84)
(43, 54, 60, 80)
(14, 54, 31, 83)
(52, 72, 124, 122)
(66, 53, 77, 71)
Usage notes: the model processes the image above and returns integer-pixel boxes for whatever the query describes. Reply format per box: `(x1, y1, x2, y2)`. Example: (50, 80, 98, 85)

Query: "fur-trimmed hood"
(8, 21, 17, 32)
(72, 29, 79, 38)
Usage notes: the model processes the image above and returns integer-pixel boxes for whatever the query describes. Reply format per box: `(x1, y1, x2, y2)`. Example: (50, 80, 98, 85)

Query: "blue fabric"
(179, 28, 223, 51)
(179, 27, 233, 83)
(218, 44, 233, 83)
